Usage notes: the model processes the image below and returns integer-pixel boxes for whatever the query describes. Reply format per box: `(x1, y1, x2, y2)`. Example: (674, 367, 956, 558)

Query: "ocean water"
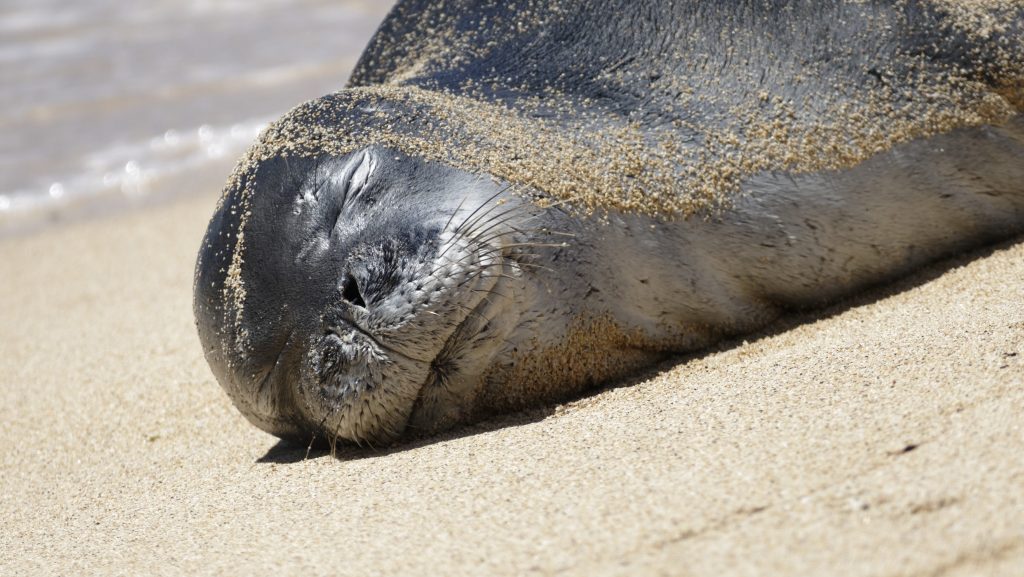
(0, 0, 393, 236)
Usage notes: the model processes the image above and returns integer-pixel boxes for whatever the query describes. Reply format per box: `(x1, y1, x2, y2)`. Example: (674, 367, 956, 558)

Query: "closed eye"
(340, 149, 378, 209)
(325, 149, 380, 231)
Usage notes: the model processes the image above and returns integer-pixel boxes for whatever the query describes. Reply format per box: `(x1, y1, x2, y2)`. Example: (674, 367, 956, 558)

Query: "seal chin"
(300, 331, 428, 445)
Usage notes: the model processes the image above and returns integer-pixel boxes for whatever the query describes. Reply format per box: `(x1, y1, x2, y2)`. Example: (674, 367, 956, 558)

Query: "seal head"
(195, 148, 544, 444)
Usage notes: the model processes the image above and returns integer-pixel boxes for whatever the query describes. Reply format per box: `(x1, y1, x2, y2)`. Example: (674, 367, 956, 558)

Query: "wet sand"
(1, 177, 1022, 575)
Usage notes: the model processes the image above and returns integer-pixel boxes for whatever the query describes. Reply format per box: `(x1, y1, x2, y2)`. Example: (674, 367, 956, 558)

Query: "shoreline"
(0, 156, 238, 241)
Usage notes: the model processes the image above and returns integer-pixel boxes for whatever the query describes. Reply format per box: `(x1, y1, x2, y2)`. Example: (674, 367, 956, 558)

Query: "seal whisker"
(425, 234, 499, 275)
(452, 272, 507, 295)
(499, 242, 570, 249)
(450, 195, 502, 240)
(306, 406, 337, 459)
(464, 222, 530, 247)
(467, 227, 535, 251)
(470, 288, 511, 301)
(442, 247, 543, 282)
(508, 261, 554, 273)
(424, 238, 514, 280)
(439, 195, 470, 236)
(446, 242, 541, 277)
(457, 199, 526, 240)
(480, 272, 520, 284)
(433, 226, 470, 263)
(450, 255, 509, 282)
(456, 185, 513, 232)
(423, 253, 479, 285)
(460, 211, 544, 247)
(430, 246, 497, 274)
(451, 185, 513, 238)
(466, 291, 498, 309)
(466, 215, 552, 247)
(449, 260, 509, 290)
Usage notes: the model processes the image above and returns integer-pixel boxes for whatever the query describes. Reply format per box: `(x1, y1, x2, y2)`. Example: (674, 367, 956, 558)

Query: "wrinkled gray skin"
(195, 0, 1024, 446)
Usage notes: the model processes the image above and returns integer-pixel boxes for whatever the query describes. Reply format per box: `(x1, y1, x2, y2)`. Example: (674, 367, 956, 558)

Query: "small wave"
(0, 119, 268, 235)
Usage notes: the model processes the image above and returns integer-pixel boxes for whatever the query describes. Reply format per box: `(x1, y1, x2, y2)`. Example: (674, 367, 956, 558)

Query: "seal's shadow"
(257, 236, 1022, 464)
(257, 405, 561, 463)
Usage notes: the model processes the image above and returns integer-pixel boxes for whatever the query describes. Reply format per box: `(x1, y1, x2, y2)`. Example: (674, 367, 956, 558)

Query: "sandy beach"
(1, 176, 1022, 575)
(2, 1, 1024, 574)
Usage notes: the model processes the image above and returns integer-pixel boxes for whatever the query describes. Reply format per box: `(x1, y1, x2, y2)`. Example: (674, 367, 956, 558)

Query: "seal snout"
(295, 214, 524, 443)
(197, 144, 540, 444)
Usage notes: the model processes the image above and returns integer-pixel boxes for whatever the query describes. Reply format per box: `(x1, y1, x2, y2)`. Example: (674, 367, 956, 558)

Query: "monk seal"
(194, 0, 1024, 446)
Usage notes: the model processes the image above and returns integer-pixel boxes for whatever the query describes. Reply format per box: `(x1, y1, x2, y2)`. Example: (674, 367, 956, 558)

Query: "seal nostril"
(342, 274, 367, 308)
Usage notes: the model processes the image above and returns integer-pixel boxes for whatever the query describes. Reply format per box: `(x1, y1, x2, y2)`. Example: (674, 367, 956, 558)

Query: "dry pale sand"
(1, 188, 1022, 576)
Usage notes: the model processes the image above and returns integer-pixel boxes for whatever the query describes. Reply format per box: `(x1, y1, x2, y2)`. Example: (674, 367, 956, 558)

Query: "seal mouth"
(326, 317, 429, 364)
(304, 326, 428, 445)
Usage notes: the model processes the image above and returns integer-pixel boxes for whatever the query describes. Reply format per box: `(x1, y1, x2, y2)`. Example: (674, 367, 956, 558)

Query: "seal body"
(195, 0, 1024, 445)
